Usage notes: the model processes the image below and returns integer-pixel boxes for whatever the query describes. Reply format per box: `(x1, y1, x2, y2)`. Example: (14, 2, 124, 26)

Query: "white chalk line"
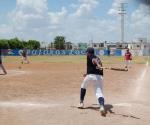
(0, 101, 62, 108)
(113, 102, 150, 109)
(5, 70, 28, 76)
(134, 60, 149, 100)
(118, 60, 149, 108)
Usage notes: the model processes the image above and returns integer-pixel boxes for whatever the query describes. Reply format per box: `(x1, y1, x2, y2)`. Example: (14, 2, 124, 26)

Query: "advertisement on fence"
(2, 49, 145, 56)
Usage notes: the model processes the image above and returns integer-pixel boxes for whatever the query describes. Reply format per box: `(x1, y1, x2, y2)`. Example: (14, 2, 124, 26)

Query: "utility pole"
(91, 35, 93, 47)
(118, 3, 127, 43)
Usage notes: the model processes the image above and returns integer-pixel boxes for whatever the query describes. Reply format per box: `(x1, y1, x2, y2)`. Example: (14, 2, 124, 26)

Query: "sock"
(98, 97, 105, 106)
(80, 88, 86, 103)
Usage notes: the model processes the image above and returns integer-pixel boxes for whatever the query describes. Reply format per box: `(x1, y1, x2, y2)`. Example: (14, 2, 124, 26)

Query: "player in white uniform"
(19, 48, 30, 64)
(78, 47, 105, 115)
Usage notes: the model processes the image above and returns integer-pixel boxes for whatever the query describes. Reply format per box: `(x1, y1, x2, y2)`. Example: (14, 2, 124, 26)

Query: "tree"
(8, 37, 23, 49)
(0, 39, 10, 49)
(27, 40, 41, 49)
(0, 38, 41, 50)
(54, 36, 65, 50)
(22, 40, 28, 49)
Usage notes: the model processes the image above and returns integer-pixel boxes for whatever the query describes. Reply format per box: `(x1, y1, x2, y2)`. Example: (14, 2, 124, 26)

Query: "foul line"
(134, 59, 149, 100)
(0, 101, 62, 108)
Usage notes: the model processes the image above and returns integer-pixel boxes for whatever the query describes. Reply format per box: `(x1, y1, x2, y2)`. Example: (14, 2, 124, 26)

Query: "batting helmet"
(86, 47, 94, 54)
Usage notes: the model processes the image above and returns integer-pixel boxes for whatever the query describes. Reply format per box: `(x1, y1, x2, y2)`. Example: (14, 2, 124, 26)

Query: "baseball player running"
(19, 48, 30, 64)
(0, 49, 7, 75)
(78, 47, 105, 115)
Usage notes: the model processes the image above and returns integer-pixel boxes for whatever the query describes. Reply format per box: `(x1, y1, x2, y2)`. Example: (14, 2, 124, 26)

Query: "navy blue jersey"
(87, 55, 103, 76)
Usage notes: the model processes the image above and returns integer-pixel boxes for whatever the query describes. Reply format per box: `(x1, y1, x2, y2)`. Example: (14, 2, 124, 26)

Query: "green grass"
(2, 55, 150, 64)
(3, 56, 86, 64)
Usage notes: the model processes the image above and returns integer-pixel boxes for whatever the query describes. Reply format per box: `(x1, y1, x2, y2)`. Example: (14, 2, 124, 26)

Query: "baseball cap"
(86, 47, 94, 54)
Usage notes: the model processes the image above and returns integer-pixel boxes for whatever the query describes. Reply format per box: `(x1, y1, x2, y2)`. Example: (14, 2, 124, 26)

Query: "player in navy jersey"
(78, 47, 105, 115)
(0, 49, 7, 75)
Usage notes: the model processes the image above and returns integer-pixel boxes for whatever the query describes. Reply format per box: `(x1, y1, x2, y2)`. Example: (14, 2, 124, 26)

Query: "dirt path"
(0, 62, 150, 125)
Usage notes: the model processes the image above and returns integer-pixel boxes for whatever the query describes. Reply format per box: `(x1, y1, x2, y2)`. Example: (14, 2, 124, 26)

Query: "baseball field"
(0, 55, 150, 125)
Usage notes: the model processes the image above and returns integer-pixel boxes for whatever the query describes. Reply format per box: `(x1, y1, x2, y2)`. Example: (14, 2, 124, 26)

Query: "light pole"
(118, 3, 127, 43)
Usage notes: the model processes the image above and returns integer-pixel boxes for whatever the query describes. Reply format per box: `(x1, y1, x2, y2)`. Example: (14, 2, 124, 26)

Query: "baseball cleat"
(78, 102, 84, 109)
(100, 105, 106, 115)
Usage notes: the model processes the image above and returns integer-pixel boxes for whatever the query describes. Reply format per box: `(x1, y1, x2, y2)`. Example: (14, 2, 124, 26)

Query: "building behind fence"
(1, 38, 150, 56)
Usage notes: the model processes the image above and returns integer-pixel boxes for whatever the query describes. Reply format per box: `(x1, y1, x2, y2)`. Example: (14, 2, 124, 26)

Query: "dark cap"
(86, 47, 94, 54)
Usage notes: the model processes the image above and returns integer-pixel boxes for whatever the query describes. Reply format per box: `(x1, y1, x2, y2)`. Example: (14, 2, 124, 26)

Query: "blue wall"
(2, 49, 122, 56)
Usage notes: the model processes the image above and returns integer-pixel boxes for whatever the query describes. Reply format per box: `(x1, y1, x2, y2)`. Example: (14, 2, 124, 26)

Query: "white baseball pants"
(81, 74, 104, 99)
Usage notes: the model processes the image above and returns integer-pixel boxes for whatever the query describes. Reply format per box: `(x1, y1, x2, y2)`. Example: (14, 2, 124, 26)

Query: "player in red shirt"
(124, 49, 132, 68)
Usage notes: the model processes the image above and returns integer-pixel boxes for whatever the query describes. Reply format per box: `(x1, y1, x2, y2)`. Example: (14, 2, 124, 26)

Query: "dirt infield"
(0, 56, 150, 125)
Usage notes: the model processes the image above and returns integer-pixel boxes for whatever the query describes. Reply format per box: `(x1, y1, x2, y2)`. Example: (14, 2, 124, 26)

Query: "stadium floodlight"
(118, 3, 127, 43)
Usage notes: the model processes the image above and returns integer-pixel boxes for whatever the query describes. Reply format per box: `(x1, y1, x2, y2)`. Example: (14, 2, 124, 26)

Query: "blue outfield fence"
(1, 49, 122, 56)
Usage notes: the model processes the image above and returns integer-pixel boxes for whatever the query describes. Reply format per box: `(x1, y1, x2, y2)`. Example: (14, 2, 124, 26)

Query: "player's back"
(87, 55, 103, 76)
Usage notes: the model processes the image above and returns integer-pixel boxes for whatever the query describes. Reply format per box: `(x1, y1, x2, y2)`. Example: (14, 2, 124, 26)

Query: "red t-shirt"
(125, 52, 132, 60)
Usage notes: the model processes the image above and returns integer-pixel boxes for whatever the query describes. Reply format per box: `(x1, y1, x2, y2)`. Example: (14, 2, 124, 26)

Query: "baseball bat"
(97, 66, 128, 71)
